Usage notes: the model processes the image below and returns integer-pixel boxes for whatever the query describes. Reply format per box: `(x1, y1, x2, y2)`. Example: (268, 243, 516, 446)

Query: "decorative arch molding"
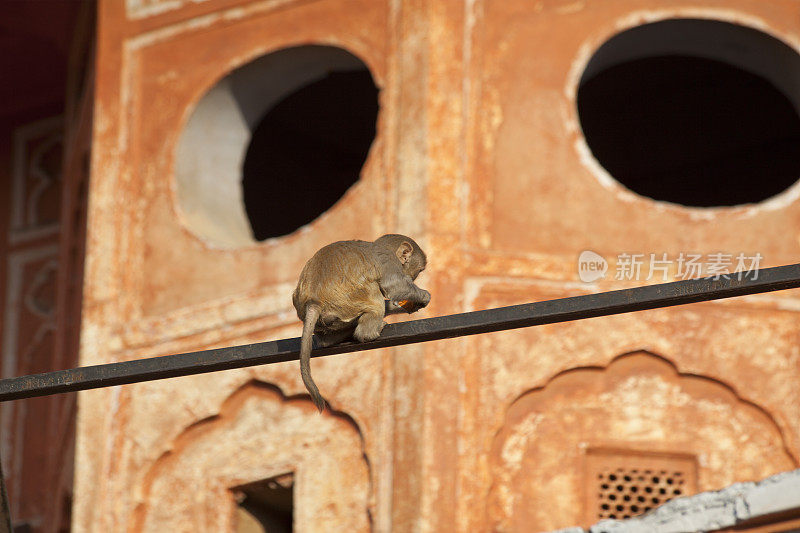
(487, 351, 797, 532)
(132, 380, 371, 532)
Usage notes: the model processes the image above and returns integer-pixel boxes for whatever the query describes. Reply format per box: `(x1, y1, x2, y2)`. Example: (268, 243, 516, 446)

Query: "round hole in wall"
(175, 45, 379, 247)
(242, 68, 378, 241)
(577, 19, 800, 208)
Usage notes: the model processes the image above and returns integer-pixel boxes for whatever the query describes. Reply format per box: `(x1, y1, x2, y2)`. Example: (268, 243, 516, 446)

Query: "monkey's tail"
(300, 304, 326, 412)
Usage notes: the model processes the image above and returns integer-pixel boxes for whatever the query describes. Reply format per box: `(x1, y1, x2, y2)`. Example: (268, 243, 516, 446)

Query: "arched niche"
(133, 382, 371, 532)
(488, 352, 796, 531)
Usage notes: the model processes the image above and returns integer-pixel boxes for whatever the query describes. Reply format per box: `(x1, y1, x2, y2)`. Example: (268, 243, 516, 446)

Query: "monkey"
(293, 234, 431, 411)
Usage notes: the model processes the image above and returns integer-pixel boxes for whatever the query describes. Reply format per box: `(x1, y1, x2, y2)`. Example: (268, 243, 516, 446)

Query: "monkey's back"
(293, 240, 384, 328)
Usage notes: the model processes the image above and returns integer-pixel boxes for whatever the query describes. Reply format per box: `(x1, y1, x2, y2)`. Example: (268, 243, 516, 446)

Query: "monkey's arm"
(379, 271, 431, 311)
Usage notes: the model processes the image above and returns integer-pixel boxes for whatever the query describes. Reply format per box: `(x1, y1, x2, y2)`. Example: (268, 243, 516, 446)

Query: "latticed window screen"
(584, 448, 698, 522)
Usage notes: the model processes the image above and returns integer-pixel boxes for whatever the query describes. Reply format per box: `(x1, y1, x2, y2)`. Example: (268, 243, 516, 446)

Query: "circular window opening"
(175, 45, 379, 247)
(243, 68, 378, 240)
(577, 19, 800, 207)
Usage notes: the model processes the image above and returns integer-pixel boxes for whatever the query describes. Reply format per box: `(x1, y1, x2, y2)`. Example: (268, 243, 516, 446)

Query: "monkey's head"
(375, 234, 427, 280)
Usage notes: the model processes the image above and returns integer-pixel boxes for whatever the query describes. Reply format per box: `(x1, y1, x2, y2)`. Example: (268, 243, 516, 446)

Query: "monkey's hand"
(385, 291, 430, 315)
(384, 300, 408, 315)
(404, 289, 431, 313)
(381, 273, 431, 312)
(418, 289, 431, 307)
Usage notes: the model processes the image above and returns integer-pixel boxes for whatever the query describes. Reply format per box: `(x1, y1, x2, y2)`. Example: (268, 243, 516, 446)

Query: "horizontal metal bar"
(1, 264, 799, 402)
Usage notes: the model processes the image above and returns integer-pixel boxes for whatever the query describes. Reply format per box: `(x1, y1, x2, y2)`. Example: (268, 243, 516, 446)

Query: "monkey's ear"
(396, 242, 413, 264)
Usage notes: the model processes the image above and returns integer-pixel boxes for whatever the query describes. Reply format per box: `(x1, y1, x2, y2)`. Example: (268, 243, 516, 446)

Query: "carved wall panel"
(1, 245, 58, 509)
(9, 117, 63, 244)
(132, 382, 370, 533)
(487, 353, 796, 532)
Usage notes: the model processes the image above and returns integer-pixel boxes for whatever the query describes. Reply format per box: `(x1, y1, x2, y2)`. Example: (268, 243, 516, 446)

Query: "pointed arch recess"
(487, 351, 797, 532)
(131, 380, 371, 532)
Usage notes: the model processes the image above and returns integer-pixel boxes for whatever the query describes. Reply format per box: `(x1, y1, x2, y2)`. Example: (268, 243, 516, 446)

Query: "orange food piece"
(396, 300, 415, 311)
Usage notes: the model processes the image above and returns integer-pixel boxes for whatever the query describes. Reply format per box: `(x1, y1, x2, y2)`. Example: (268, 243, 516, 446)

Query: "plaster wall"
(76, 1, 800, 531)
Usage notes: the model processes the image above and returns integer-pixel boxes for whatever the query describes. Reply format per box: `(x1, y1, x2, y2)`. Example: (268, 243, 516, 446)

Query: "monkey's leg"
(316, 329, 354, 348)
(353, 312, 385, 343)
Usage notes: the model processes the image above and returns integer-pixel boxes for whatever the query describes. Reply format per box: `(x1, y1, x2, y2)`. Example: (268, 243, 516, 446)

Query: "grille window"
(585, 449, 697, 522)
(596, 467, 688, 520)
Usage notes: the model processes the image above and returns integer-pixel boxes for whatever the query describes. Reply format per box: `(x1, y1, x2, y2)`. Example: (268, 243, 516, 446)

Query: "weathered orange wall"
(76, 1, 800, 532)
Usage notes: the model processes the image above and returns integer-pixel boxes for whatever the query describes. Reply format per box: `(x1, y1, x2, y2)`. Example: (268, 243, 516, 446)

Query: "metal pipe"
(0, 264, 798, 402)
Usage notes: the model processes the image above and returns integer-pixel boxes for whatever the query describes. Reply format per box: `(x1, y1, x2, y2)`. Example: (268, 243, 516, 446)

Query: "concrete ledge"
(550, 468, 800, 533)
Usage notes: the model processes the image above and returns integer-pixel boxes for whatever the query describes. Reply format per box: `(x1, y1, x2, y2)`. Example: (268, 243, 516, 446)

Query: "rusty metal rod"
(0, 264, 799, 402)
